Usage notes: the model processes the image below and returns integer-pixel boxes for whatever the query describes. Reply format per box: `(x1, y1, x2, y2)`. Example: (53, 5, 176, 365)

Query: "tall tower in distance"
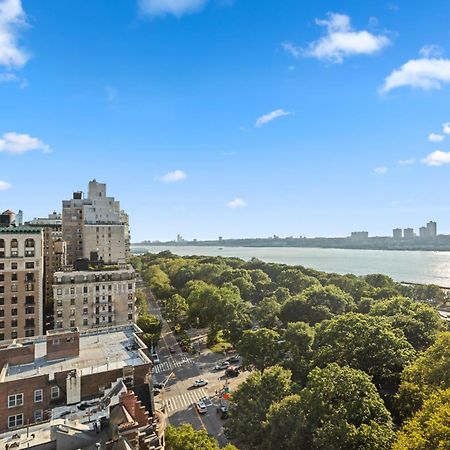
(62, 180, 130, 266)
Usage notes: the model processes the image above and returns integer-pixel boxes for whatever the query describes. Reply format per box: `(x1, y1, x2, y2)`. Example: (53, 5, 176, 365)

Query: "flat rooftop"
(4, 326, 150, 382)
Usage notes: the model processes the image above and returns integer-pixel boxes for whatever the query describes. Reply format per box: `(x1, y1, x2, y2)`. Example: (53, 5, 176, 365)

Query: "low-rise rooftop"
(3, 325, 150, 382)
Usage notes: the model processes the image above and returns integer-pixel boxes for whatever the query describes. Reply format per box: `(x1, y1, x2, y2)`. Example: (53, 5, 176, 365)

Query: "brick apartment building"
(0, 324, 152, 433)
(0, 226, 44, 341)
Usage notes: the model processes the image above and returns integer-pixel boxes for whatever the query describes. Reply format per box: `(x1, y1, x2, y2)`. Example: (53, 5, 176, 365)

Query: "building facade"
(62, 180, 130, 266)
(27, 214, 66, 320)
(0, 227, 44, 341)
(53, 265, 136, 330)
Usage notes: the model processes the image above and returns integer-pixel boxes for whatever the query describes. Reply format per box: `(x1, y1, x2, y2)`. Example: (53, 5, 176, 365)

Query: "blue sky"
(2, 0, 450, 241)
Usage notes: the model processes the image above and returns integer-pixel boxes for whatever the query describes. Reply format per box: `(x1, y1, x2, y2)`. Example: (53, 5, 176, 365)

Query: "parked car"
(227, 354, 240, 363)
(225, 367, 240, 378)
(220, 405, 228, 419)
(214, 361, 230, 371)
(151, 350, 160, 364)
(169, 346, 176, 354)
(193, 379, 208, 387)
(196, 401, 208, 414)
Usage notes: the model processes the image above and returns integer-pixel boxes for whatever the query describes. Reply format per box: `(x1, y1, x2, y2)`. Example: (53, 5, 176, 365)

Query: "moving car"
(196, 401, 208, 414)
(220, 405, 228, 419)
(214, 361, 230, 370)
(151, 350, 160, 364)
(193, 379, 208, 387)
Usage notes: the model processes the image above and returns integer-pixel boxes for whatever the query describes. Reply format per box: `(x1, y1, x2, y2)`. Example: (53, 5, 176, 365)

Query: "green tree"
(397, 332, 450, 417)
(165, 423, 238, 450)
(164, 293, 188, 325)
(143, 265, 173, 299)
(394, 389, 450, 450)
(225, 365, 292, 448)
(282, 321, 315, 384)
(369, 296, 445, 350)
(413, 284, 446, 306)
(237, 328, 282, 372)
(364, 274, 395, 289)
(254, 296, 281, 328)
(265, 363, 395, 450)
(313, 313, 416, 392)
(277, 269, 320, 295)
(136, 314, 162, 348)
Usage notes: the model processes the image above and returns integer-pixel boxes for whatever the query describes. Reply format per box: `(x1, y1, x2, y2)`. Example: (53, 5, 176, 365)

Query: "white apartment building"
(53, 265, 136, 330)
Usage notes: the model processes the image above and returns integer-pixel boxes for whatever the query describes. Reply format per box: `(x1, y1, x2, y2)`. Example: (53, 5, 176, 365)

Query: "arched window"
(25, 239, 35, 248)
(0, 239, 4, 258)
(11, 239, 18, 257)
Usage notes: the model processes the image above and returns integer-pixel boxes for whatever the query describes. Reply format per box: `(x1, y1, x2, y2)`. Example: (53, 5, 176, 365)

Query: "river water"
(131, 245, 450, 286)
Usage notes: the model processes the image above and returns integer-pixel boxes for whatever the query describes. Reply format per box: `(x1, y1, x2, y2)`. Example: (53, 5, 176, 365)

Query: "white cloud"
(158, 169, 187, 182)
(419, 44, 443, 59)
(422, 150, 450, 166)
(398, 158, 415, 165)
(0, 132, 51, 154)
(255, 109, 291, 128)
(301, 13, 389, 63)
(428, 132, 444, 142)
(0, 0, 29, 68)
(226, 198, 247, 208)
(281, 41, 301, 58)
(138, 0, 208, 17)
(381, 58, 450, 93)
(0, 180, 11, 190)
(443, 122, 450, 134)
(374, 166, 387, 175)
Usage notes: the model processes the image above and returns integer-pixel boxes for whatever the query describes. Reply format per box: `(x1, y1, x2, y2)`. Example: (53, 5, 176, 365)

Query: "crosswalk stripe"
(152, 355, 194, 374)
(164, 389, 209, 414)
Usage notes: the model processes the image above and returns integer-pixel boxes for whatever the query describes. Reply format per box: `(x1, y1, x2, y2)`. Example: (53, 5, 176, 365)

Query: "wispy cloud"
(281, 41, 301, 58)
(398, 158, 415, 165)
(374, 166, 388, 175)
(0, 0, 29, 68)
(0, 71, 26, 87)
(157, 169, 187, 182)
(443, 122, 450, 134)
(226, 198, 247, 208)
(429, 132, 445, 142)
(294, 13, 389, 63)
(0, 180, 11, 191)
(255, 109, 291, 128)
(381, 56, 450, 93)
(0, 132, 51, 154)
(138, 0, 208, 17)
(419, 44, 443, 58)
(422, 150, 450, 166)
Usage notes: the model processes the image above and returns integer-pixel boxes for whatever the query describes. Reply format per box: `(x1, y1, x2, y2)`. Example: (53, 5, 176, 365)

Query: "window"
(11, 319, 17, 327)
(70, 308, 75, 316)
(57, 310, 63, 318)
(70, 287, 75, 295)
(57, 288, 62, 295)
(83, 318, 88, 326)
(8, 393, 23, 408)
(34, 389, 43, 403)
(11, 273, 17, 281)
(8, 414, 23, 429)
(128, 283, 133, 290)
(51, 386, 59, 399)
(0, 297, 3, 305)
(83, 286, 88, 294)
(11, 331, 17, 339)
(70, 319, 75, 328)
(83, 307, 88, 315)
(25, 329, 34, 337)
(11, 296, 17, 304)
(83, 297, 88, 304)
(11, 308, 17, 316)
(128, 313, 133, 320)
(25, 262, 34, 269)
(11, 284, 18, 292)
(0, 321, 4, 328)
(56, 299, 62, 307)
(11, 262, 17, 270)
(0, 274, 3, 282)
(34, 409, 43, 422)
(0, 309, 4, 317)
(0, 263, 3, 269)
(10, 239, 18, 257)
(25, 306, 35, 315)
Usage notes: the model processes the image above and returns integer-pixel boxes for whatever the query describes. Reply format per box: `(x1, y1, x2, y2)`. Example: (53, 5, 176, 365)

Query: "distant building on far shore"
(404, 228, 415, 239)
(427, 221, 437, 237)
(393, 228, 403, 239)
(350, 231, 369, 239)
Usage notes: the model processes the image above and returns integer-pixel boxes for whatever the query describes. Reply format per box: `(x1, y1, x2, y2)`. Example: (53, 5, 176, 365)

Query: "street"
(137, 274, 246, 447)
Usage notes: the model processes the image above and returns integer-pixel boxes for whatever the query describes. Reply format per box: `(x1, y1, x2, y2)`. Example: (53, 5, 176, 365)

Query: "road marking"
(164, 389, 209, 414)
(153, 355, 194, 374)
